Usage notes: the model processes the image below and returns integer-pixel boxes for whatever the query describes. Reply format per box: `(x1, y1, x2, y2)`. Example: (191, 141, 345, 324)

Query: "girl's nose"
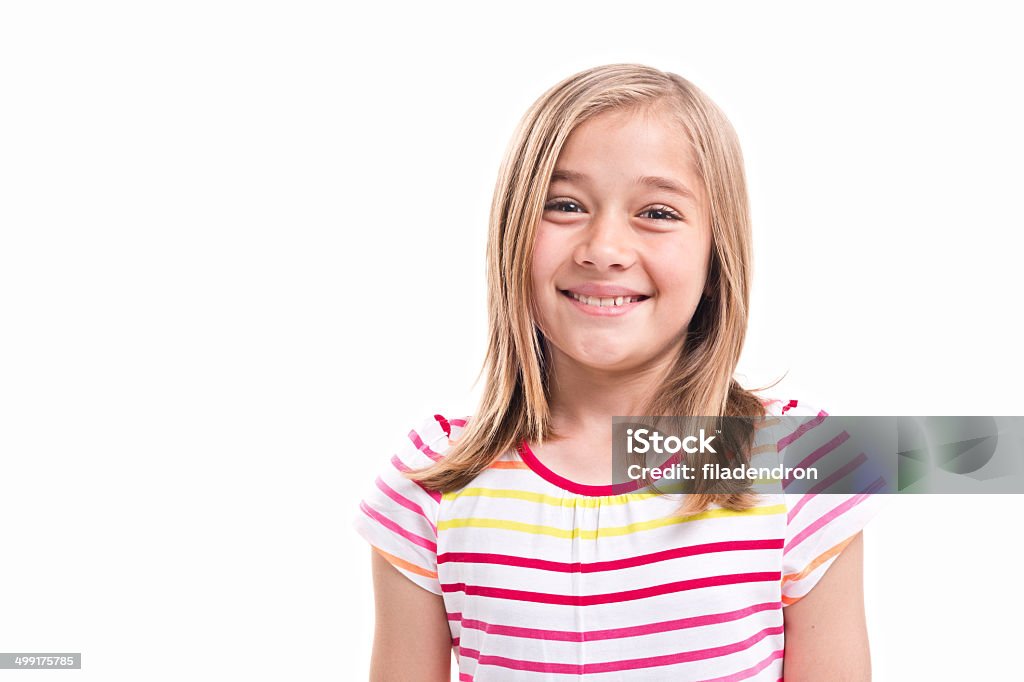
(573, 213, 638, 271)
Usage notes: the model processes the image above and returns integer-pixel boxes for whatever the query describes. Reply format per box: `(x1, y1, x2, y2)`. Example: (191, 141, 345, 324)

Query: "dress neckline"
(516, 440, 647, 497)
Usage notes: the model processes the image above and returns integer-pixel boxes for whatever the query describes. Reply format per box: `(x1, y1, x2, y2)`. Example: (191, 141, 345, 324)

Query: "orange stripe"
(489, 461, 530, 469)
(374, 547, 438, 579)
(781, 534, 856, 585)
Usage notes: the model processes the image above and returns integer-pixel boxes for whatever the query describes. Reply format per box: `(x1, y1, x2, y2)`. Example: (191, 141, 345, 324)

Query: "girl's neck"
(546, 342, 681, 440)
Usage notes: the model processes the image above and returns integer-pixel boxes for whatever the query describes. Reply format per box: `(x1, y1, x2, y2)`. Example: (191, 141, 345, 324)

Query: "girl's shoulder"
(759, 397, 825, 418)
(758, 397, 841, 450)
(388, 412, 471, 470)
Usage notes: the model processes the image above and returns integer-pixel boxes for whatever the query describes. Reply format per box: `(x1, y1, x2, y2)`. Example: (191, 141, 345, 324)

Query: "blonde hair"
(411, 64, 769, 512)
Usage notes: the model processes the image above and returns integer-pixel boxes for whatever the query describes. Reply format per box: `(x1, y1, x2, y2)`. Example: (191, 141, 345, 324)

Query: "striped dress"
(355, 399, 883, 680)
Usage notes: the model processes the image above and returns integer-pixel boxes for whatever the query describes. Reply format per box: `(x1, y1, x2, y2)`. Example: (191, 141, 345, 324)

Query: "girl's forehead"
(555, 107, 702, 192)
(562, 107, 695, 161)
(578, 103, 690, 137)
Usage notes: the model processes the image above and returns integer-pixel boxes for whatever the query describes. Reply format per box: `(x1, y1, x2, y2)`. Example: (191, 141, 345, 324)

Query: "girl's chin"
(545, 334, 678, 375)
(565, 350, 649, 374)
(557, 338, 682, 375)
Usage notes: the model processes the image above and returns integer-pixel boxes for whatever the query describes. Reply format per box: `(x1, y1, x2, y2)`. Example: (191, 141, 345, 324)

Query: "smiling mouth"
(559, 290, 651, 308)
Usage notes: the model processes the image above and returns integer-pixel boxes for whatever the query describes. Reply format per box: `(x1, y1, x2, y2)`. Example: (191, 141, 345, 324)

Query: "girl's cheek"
(531, 226, 565, 277)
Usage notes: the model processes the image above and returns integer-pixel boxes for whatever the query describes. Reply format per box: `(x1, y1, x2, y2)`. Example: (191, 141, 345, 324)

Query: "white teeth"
(569, 292, 642, 307)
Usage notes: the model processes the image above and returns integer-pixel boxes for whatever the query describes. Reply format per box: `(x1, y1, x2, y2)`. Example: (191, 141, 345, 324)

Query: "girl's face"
(531, 105, 712, 376)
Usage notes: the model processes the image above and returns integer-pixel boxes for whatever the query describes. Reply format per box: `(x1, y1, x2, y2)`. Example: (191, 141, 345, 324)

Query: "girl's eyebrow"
(549, 169, 697, 202)
(636, 175, 698, 202)
(550, 168, 587, 185)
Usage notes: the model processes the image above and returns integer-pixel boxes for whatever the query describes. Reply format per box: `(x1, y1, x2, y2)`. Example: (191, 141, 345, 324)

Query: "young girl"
(355, 64, 881, 681)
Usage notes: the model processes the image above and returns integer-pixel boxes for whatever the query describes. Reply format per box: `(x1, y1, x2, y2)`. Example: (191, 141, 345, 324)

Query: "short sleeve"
(781, 491, 883, 605)
(772, 400, 886, 605)
(353, 414, 451, 595)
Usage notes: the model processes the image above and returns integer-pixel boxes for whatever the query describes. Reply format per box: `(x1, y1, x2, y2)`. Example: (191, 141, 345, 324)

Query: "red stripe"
(434, 414, 451, 437)
(518, 440, 651, 496)
(781, 399, 798, 414)
(776, 410, 828, 452)
(458, 624, 783, 674)
(374, 477, 436, 534)
(441, 571, 780, 606)
(359, 500, 437, 553)
(448, 601, 780, 642)
(438, 539, 783, 573)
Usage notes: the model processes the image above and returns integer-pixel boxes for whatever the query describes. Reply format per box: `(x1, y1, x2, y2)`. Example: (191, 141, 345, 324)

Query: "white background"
(1, 1, 1021, 680)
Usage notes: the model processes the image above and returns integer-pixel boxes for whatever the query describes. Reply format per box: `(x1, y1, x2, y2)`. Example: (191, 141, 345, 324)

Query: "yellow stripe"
(437, 503, 786, 539)
(443, 487, 664, 508)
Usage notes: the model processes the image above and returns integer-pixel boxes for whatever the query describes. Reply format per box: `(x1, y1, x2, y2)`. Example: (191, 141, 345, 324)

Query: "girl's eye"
(640, 205, 683, 221)
(543, 199, 683, 221)
(544, 198, 585, 213)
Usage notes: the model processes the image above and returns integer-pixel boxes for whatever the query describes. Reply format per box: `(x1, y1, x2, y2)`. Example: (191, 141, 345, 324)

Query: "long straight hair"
(411, 64, 768, 512)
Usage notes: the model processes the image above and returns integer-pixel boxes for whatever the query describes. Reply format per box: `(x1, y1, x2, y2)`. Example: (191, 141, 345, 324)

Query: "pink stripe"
(784, 430, 850, 484)
(785, 492, 871, 553)
(438, 539, 783, 573)
(457, 647, 570, 675)
(449, 601, 780, 642)
(390, 454, 442, 503)
(450, 418, 468, 427)
(374, 477, 437, 535)
(458, 674, 473, 682)
(699, 648, 785, 682)
(408, 428, 443, 461)
(459, 624, 783, 674)
(776, 410, 828, 452)
(442, 572, 780, 606)
(359, 500, 437, 553)
(787, 492, 816, 523)
(865, 476, 887, 494)
(788, 474, 884, 524)
(804, 452, 867, 495)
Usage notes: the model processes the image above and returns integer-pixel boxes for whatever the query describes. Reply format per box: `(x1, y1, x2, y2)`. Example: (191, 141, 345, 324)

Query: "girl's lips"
(559, 289, 648, 317)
